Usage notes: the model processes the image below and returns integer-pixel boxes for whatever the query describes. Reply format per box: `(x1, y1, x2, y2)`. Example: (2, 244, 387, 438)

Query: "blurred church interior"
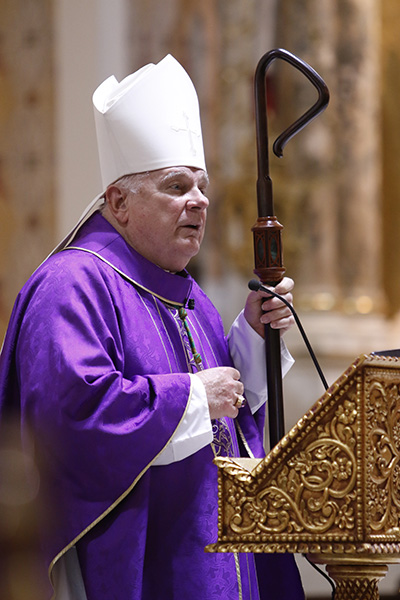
(1, 0, 400, 597)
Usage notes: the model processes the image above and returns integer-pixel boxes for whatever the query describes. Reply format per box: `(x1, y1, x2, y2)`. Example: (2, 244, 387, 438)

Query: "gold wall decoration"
(274, 0, 384, 316)
(0, 0, 55, 340)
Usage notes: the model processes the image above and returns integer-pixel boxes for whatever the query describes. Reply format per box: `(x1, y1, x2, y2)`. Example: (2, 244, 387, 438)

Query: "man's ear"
(105, 185, 129, 225)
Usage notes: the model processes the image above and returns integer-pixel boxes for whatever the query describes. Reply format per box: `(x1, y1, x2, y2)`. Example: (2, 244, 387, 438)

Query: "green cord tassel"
(178, 307, 203, 368)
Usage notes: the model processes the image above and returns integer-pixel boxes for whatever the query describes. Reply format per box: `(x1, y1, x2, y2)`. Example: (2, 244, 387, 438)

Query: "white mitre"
(94, 53, 206, 187)
(51, 54, 206, 254)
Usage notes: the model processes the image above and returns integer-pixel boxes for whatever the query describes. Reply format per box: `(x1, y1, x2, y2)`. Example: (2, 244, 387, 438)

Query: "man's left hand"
(244, 276, 295, 338)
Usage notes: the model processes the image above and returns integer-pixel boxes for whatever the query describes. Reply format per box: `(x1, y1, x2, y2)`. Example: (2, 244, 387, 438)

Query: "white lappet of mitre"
(51, 54, 206, 255)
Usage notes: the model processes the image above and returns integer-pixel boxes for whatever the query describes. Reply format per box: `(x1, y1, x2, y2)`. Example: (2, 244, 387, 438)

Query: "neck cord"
(178, 307, 203, 370)
(177, 306, 234, 458)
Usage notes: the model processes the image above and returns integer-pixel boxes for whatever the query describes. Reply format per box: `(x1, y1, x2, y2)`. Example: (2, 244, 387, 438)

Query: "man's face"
(123, 166, 209, 272)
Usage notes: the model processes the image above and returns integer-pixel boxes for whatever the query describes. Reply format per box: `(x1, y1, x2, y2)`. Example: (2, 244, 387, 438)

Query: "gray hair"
(115, 172, 150, 194)
(99, 172, 150, 214)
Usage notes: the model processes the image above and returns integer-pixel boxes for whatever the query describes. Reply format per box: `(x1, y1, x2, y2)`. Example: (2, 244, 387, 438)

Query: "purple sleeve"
(16, 259, 191, 516)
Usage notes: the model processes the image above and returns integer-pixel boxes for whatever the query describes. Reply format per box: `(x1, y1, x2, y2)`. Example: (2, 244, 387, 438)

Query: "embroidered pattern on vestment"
(169, 306, 234, 458)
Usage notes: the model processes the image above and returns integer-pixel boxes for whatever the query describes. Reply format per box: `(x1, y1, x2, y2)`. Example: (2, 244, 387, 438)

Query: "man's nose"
(186, 187, 209, 209)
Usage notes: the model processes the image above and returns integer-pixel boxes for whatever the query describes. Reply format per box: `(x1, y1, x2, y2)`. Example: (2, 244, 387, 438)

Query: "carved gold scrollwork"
(224, 399, 359, 539)
(366, 376, 400, 537)
(208, 355, 400, 599)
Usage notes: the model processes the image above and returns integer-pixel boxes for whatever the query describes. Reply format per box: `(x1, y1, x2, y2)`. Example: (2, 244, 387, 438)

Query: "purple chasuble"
(0, 213, 304, 600)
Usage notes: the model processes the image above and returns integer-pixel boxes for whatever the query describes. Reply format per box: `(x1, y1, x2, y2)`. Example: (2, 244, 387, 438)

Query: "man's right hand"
(194, 367, 244, 419)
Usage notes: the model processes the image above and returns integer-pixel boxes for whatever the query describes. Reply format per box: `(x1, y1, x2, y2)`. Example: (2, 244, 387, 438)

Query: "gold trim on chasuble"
(59, 246, 253, 599)
(235, 553, 243, 600)
(65, 246, 186, 306)
(235, 421, 255, 459)
(186, 312, 255, 459)
(169, 306, 234, 458)
(48, 255, 193, 593)
(170, 306, 249, 599)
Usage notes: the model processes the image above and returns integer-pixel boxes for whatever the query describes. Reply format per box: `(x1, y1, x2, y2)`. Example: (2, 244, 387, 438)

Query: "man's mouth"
(180, 221, 202, 231)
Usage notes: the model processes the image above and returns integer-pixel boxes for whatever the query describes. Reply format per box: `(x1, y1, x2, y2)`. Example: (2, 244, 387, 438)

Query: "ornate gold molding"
(207, 354, 400, 558)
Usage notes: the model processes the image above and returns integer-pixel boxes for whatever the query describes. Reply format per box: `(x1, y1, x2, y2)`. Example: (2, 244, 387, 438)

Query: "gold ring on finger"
(234, 394, 246, 409)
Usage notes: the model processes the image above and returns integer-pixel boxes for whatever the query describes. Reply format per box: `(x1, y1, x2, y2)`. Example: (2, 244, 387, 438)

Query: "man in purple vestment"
(0, 55, 304, 599)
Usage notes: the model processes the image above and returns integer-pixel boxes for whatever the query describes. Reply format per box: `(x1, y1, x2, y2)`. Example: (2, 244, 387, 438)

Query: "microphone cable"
(248, 279, 329, 392)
